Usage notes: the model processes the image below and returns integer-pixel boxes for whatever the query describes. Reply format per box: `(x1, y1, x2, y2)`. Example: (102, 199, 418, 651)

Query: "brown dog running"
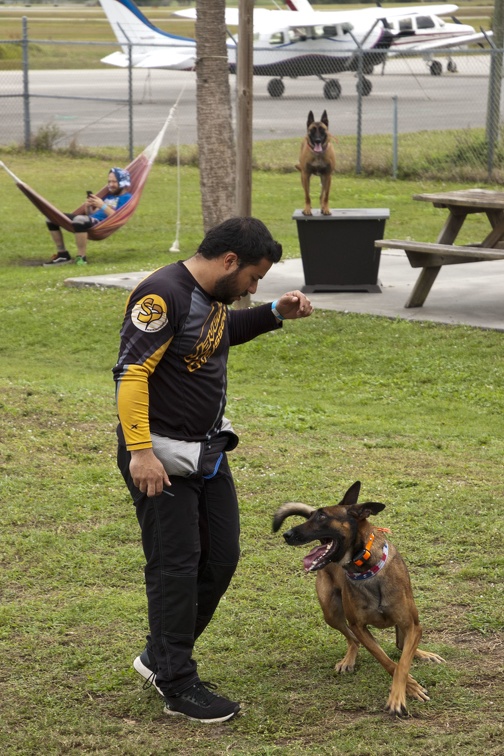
(273, 481, 445, 716)
(296, 110, 336, 216)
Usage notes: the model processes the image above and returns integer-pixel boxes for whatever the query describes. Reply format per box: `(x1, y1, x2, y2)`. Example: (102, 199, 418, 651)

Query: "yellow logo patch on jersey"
(131, 294, 168, 332)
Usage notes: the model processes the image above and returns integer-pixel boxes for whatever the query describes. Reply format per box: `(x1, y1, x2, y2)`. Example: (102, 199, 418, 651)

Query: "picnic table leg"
(405, 209, 466, 308)
(436, 210, 466, 245)
(405, 267, 441, 307)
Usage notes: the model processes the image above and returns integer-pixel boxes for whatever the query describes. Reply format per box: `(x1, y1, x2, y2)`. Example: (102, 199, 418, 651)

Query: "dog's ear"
(340, 481, 361, 506)
(321, 110, 329, 128)
(347, 502, 386, 521)
(307, 111, 315, 127)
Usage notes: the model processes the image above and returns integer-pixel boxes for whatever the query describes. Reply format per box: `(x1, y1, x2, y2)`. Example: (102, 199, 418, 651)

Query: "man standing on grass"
(113, 217, 313, 723)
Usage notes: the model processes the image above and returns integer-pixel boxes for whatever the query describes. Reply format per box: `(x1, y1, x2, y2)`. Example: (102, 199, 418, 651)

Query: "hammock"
(0, 100, 178, 242)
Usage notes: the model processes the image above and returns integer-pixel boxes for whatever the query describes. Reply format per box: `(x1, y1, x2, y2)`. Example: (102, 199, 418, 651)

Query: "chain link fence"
(0, 25, 503, 180)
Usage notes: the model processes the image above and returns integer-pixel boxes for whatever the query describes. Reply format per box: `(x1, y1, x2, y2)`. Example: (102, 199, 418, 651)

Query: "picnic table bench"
(374, 189, 504, 308)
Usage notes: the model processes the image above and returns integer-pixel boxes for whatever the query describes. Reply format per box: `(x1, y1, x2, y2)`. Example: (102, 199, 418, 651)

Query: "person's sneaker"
(75, 255, 87, 266)
(43, 251, 72, 267)
(133, 648, 163, 696)
(164, 681, 240, 724)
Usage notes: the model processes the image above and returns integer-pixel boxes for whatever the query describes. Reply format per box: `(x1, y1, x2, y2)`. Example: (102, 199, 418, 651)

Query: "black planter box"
(293, 208, 390, 293)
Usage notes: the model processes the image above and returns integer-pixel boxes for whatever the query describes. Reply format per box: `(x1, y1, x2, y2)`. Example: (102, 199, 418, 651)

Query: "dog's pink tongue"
(313, 144, 323, 153)
(303, 544, 326, 571)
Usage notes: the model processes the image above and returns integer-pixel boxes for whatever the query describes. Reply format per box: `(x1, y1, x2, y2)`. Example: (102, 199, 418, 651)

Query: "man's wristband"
(271, 300, 285, 321)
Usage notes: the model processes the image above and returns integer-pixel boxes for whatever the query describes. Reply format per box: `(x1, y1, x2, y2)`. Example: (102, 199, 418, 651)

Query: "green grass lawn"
(1, 154, 503, 754)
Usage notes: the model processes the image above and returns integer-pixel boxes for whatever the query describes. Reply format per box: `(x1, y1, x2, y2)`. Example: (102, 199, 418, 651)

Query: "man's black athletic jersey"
(113, 261, 281, 451)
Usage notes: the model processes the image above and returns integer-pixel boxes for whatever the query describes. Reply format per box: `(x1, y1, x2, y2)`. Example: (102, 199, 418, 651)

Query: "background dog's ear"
(340, 481, 361, 506)
(347, 502, 386, 521)
(307, 111, 315, 127)
(272, 502, 314, 532)
(321, 110, 329, 128)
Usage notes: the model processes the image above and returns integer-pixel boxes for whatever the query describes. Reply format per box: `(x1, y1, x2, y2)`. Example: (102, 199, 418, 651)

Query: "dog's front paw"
(405, 675, 430, 702)
(334, 657, 356, 674)
(385, 694, 409, 718)
(321, 207, 332, 216)
(302, 208, 313, 216)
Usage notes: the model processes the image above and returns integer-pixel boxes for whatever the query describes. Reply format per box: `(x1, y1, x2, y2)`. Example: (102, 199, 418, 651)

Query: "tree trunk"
(195, 0, 236, 232)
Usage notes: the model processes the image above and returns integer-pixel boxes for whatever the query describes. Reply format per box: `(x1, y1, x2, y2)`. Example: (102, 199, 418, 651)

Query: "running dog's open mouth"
(303, 538, 337, 572)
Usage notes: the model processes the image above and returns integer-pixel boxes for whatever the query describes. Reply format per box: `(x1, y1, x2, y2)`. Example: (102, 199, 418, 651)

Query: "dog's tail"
(272, 502, 314, 533)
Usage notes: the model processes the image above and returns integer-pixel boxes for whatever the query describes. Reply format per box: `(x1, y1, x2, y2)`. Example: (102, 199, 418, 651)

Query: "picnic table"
(375, 189, 504, 308)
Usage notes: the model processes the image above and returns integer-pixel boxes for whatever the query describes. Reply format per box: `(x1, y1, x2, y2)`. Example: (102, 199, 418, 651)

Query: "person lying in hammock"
(43, 168, 132, 267)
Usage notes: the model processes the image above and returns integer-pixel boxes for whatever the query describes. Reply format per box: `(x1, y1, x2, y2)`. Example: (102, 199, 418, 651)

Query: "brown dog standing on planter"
(296, 110, 336, 216)
(273, 481, 445, 717)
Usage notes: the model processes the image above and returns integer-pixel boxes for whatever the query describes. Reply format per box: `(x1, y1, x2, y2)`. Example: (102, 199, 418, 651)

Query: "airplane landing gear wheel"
(267, 78, 285, 98)
(356, 77, 372, 96)
(447, 59, 457, 73)
(430, 60, 442, 76)
(323, 79, 342, 100)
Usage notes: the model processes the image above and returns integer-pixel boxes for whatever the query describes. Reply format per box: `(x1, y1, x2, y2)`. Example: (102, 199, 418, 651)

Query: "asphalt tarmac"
(64, 247, 504, 332)
(1, 53, 496, 147)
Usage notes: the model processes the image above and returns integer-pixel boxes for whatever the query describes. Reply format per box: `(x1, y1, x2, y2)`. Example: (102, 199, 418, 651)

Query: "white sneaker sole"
(164, 706, 240, 724)
(42, 259, 73, 267)
(133, 655, 164, 697)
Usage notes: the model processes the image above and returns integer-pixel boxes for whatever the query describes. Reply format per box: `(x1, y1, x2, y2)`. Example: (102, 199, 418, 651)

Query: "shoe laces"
(141, 671, 158, 691)
(179, 681, 218, 704)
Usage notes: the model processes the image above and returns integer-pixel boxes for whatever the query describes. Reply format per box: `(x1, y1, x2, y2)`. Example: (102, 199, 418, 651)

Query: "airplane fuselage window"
(269, 31, 285, 45)
(416, 16, 435, 30)
(399, 18, 413, 32)
(287, 22, 354, 42)
(289, 27, 308, 42)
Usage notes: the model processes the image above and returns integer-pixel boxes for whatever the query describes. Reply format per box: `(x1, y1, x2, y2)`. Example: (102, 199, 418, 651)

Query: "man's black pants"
(117, 446, 240, 696)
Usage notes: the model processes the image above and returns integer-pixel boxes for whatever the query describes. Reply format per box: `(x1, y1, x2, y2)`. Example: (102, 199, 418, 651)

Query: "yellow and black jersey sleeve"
(115, 339, 172, 450)
(113, 281, 175, 451)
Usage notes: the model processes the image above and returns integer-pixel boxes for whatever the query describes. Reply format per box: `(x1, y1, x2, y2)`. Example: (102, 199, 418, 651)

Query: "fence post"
(356, 47, 363, 175)
(128, 41, 134, 162)
(392, 95, 398, 179)
(485, 46, 503, 180)
(22, 16, 30, 149)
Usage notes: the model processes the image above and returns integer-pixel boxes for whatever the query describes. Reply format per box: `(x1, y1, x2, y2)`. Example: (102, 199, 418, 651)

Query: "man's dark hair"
(197, 217, 283, 267)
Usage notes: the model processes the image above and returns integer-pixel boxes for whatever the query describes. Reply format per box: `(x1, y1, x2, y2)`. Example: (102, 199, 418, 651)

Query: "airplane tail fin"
(99, 0, 193, 53)
(284, 0, 315, 13)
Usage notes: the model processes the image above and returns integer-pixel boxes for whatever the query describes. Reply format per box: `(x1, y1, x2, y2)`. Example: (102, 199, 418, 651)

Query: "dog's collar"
(346, 542, 389, 581)
(352, 532, 375, 568)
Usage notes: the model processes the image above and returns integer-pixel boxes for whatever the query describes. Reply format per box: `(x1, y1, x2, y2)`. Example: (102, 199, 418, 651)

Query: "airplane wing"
(174, 7, 239, 25)
(359, 5, 459, 21)
(173, 6, 376, 32)
(392, 29, 493, 52)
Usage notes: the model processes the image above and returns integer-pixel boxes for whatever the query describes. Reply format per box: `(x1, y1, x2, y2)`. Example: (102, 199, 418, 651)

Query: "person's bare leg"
(75, 232, 88, 258)
(49, 228, 67, 253)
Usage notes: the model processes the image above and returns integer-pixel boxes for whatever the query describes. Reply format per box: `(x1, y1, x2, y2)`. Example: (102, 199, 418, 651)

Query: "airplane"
(379, 6, 492, 76)
(290, 0, 493, 77)
(98, 0, 492, 99)
(98, 0, 396, 99)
